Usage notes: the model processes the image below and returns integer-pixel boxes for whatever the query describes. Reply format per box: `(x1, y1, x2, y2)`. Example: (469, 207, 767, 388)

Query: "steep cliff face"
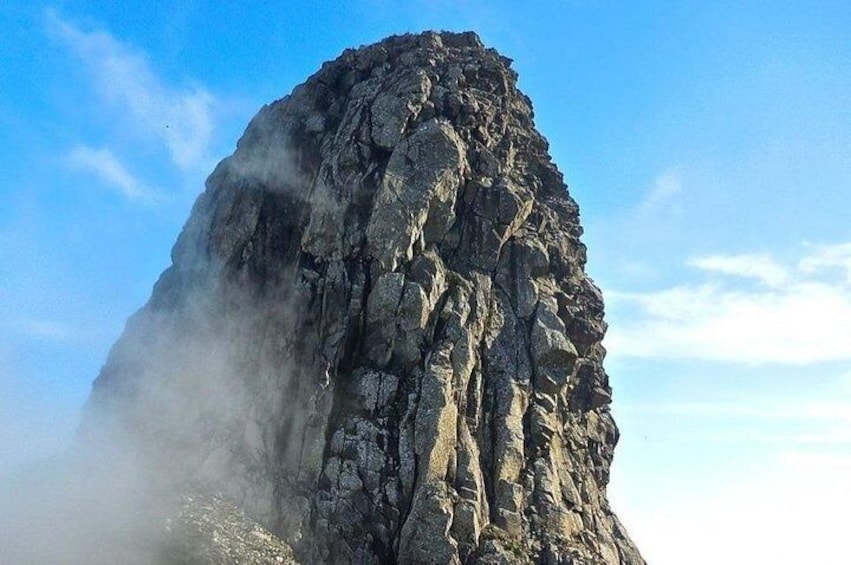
(86, 31, 644, 564)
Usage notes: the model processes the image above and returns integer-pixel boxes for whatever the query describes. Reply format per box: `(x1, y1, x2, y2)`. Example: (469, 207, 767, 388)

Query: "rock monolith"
(85, 31, 644, 564)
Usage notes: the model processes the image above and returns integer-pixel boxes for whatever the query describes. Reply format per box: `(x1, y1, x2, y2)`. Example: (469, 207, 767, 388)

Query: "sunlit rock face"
(86, 30, 645, 564)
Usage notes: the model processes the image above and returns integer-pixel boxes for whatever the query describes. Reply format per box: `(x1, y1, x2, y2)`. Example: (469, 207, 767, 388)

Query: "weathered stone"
(353, 369, 399, 412)
(82, 31, 644, 564)
(532, 296, 578, 371)
(162, 493, 299, 564)
(370, 68, 432, 149)
(367, 119, 466, 270)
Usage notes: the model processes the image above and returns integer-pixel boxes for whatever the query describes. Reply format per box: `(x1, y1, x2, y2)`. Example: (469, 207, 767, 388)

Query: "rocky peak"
(86, 31, 644, 564)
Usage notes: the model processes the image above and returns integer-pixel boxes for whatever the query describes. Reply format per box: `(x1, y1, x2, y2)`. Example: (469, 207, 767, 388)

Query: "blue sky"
(2, 2, 850, 563)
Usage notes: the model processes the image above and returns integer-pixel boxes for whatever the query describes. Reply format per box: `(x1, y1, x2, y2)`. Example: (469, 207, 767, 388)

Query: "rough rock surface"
(160, 493, 299, 564)
(86, 31, 644, 564)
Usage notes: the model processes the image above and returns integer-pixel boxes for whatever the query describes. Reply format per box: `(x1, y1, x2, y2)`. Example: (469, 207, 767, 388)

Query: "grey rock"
(82, 31, 644, 564)
(162, 493, 299, 564)
(367, 118, 466, 270)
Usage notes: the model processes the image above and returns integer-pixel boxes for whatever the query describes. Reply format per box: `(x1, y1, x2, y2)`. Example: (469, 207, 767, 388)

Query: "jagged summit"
(85, 30, 644, 564)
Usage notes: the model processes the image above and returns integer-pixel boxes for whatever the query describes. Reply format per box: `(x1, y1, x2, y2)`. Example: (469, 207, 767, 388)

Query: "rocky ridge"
(86, 31, 644, 564)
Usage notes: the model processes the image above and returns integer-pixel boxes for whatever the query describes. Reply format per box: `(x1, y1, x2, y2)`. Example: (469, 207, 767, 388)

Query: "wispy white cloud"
(798, 241, 851, 283)
(67, 145, 154, 203)
(16, 319, 74, 342)
(46, 10, 214, 171)
(586, 168, 685, 284)
(606, 244, 851, 364)
(637, 169, 682, 213)
(780, 449, 851, 471)
(628, 399, 851, 425)
(688, 253, 789, 287)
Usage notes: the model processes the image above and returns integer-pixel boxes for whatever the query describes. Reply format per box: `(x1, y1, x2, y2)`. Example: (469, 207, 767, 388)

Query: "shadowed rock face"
(86, 31, 644, 564)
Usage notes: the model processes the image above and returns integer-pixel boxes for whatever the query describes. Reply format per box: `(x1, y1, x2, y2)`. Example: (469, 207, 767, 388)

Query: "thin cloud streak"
(67, 145, 155, 203)
(637, 169, 682, 214)
(780, 449, 851, 471)
(624, 400, 851, 423)
(688, 253, 789, 287)
(798, 241, 851, 283)
(16, 319, 74, 343)
(46, 9, 215, 171)
(606, 244, 851, 364)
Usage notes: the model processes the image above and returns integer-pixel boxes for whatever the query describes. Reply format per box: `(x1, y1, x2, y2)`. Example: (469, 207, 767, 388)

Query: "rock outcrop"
(85, 31, 644, 564)
(161, 493, 299, 564)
